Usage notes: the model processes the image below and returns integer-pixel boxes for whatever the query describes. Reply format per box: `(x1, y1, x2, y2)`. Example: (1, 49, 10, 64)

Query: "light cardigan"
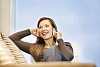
(9, 29, 74, 62)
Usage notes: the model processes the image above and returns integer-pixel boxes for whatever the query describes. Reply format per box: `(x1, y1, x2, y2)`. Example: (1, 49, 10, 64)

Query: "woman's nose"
(42, 27, 46, 30)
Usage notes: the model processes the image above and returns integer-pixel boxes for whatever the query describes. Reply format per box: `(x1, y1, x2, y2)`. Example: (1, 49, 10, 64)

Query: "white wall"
(0, 0, 14, 36)
(0, 0, 10, 36)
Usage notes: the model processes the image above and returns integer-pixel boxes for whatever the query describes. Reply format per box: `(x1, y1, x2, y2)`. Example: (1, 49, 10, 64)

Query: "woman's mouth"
(42, 31, 49, 36)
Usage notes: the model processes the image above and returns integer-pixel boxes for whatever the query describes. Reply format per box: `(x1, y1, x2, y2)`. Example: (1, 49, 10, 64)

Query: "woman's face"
(38, 19, 53, 40)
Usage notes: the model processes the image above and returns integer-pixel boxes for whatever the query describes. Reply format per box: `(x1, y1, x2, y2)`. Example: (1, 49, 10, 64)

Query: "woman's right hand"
(30, 28, 40, 37)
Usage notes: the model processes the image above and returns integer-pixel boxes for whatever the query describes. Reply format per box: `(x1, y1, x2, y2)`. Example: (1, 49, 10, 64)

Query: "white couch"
(0, 32, 27, 65)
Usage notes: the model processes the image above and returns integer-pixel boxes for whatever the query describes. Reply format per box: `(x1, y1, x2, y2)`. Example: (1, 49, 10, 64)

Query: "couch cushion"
(0, 32, 27, 65)
(0, 32, 17, 65)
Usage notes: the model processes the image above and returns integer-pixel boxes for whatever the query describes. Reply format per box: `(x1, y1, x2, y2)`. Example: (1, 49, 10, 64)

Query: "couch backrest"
(0, 32, 27, 65)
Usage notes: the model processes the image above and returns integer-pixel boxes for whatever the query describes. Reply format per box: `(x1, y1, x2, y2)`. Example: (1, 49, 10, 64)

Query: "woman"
(9, 17, 74, 62)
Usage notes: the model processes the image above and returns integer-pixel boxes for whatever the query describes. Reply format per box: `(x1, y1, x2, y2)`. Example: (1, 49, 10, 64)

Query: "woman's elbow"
(9, 36, 15, 41)
(69, 53, 74, 61)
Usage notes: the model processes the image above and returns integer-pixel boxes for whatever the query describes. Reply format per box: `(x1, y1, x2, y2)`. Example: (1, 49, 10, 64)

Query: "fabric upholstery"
(0, 32, 16, 64)
(0, 32, 27, 65)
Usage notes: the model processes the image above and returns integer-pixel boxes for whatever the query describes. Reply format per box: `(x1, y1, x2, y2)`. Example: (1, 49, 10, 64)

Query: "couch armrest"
(0, 62, 96, 67)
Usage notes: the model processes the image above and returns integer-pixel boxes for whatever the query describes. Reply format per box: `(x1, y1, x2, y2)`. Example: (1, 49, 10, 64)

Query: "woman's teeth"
(42, 32, 48, 35)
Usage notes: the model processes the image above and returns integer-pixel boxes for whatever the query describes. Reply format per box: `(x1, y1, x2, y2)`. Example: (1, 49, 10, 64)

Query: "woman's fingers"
(31, 28, 40, 37)
(54, 32, 62, 40)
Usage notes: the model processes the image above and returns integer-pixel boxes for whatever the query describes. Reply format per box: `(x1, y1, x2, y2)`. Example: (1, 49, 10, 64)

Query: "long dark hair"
(30, 17, 58, 62)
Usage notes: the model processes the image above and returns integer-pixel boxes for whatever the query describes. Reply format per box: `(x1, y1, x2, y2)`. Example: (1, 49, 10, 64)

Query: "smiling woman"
(9, 17, 74, 62)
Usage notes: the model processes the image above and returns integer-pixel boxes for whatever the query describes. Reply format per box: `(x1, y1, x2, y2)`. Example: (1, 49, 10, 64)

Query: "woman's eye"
(46, 25, 49, 27)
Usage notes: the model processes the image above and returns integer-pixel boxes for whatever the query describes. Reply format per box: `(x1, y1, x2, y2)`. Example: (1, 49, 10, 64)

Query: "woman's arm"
(9, 29, 33, 54)
(57, 39, 74, 61)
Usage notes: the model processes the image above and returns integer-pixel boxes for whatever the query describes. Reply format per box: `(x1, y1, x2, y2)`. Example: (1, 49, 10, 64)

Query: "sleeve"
(57, 39, 74, 61)
(9, 29, 33, 54)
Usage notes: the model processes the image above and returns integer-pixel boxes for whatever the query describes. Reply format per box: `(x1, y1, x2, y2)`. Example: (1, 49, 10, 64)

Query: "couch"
(0, 32, 27, 64)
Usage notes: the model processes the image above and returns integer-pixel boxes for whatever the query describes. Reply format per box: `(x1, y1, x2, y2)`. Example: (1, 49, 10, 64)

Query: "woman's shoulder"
(64, 42, 71, 46)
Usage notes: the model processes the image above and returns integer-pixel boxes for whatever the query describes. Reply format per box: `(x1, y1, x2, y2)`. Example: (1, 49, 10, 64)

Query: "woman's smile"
(42, 31, 48, 35)
(42, 31, 49, 36)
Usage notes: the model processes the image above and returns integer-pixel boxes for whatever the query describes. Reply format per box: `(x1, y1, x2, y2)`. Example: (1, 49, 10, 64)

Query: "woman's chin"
(43, 37, 49, 40)
(42, 36, 52, 40)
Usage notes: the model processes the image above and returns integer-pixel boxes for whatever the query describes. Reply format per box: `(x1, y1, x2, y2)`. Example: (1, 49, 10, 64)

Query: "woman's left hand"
(54, 32, 62, 41)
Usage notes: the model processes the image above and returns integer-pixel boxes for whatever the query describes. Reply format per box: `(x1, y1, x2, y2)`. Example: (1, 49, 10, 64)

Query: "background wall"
(0, 0, 14, 35)
(0, 0, 10, 36)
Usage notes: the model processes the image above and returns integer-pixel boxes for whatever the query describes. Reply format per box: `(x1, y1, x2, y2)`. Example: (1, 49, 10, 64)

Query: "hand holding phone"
(53, 28, 62, 40)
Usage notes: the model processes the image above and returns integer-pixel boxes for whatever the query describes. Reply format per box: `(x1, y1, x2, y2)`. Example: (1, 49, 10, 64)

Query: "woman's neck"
(44, 36, 55, 47)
